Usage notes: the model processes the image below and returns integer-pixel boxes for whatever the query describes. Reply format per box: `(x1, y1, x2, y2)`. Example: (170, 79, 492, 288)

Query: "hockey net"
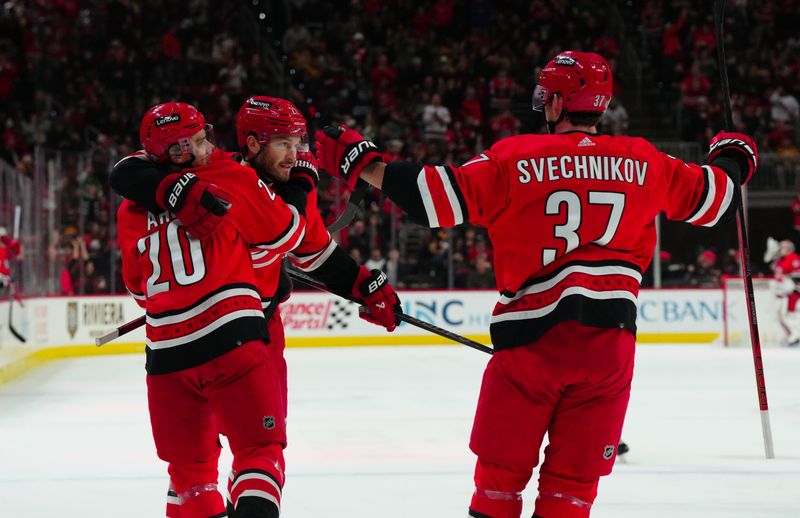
(721, 275, 786, 347)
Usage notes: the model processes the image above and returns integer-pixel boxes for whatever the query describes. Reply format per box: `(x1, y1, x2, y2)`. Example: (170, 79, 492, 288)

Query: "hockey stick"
(97, 271, 493, 354)
(7, 205, 27, 343)
(327, 179, 370, 233)
(714, 0, 774, 459)
(95, 314, 145, 346)
(286, 268, 493, 355)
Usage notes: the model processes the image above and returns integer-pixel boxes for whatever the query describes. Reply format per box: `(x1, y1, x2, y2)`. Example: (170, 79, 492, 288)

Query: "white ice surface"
(1, 344, 799, 517)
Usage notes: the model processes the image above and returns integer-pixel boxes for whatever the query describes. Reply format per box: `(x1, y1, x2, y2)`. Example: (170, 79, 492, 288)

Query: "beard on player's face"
(250, 135, 298, 183)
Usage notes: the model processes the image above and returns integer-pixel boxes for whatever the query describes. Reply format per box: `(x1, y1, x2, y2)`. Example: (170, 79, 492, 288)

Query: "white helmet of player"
(779, 239, 795, 257)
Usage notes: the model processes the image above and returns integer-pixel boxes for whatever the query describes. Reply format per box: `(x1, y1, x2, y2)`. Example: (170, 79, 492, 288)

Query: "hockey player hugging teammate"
(315, 51, 758, 518)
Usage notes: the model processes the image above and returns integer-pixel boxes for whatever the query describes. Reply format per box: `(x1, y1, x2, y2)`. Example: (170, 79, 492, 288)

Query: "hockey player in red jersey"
(118, 102, 310, 518)
(111, 96, 400, 409)
(111, 98, 400, 516)
(233, 96, 401, 410)
(765, 238, 800, 345)
(0, 227, 21, 290)
(315, 51, 758, 518)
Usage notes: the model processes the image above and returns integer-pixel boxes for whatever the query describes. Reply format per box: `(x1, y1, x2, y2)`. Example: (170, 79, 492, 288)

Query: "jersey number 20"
(137, 220, 206, 296)
(543, 190, 625, 266)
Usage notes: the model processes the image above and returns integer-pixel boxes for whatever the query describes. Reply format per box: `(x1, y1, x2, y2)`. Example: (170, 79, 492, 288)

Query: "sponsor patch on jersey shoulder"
(249, 99, 272, 110)
(155, 114, 181, 126)
(555, 56, 576, 66)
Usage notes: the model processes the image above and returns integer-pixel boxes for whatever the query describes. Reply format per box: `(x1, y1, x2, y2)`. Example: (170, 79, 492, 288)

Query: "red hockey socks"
(176, 483, 226, 518)
(469, 458, 532, 518)
(533, 469, 598, 518)
(228, 445, 285, 517)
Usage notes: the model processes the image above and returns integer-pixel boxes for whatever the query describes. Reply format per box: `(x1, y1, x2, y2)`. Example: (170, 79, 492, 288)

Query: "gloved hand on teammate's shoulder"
(314, 126, 383, 190)
(287, 149, 319, 193)
(352, 266, 401, 332)
(155, 172, 231, 239)
(707, 131, 758, 185)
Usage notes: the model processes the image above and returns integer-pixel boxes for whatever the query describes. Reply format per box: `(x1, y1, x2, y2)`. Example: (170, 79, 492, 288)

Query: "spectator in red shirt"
(489, 68, 516, 112)
(370, 54, 398, 114)
(490, 109, 521, 140)
(681, 64, 711, 110)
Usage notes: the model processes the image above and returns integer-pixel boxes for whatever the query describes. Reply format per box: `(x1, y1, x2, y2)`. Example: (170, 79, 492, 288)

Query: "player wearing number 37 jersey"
(315, 51, 758, 518)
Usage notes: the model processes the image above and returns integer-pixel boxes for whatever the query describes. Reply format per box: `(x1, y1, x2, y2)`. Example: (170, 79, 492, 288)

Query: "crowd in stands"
(637, 0, 800, 153)
(0, 0, 798, 293)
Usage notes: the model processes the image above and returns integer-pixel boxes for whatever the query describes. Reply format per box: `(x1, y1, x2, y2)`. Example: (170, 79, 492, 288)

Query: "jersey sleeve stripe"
(435, 166, 465, 225)
(701, 173, 734, 227)
(146, 286, 260, 326)
(253, 254, 282, 269)
(417, 167, 440, 227)
(285, 226, 306, 253)
(252, 205, 303, 250)
(685, 166, 716, 224)
(113, 150, 150, 169)
(443, 166, 470, 223)
(290, 239, 338, 272)
(126, 287, 146, 301)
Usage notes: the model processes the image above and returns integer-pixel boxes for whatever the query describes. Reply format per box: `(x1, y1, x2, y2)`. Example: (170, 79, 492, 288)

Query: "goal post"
(721, 275, 786, 347)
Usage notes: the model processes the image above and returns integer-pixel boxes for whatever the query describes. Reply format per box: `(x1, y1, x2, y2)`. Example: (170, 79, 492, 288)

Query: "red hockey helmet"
(532, 51, 613, 113)
(139, 102, 207, 162)
(236, 96, 307, 148)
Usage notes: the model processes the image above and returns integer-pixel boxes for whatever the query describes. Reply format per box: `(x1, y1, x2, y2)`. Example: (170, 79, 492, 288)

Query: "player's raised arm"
(660, 131, 757, 227)
(315, 126, 506, 228)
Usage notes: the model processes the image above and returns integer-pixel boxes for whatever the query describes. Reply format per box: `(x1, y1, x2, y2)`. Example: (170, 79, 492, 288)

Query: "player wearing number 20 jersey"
(117, 150, 306, 375)
(315, 51, 757, 518)
(116, 103, 307, 518)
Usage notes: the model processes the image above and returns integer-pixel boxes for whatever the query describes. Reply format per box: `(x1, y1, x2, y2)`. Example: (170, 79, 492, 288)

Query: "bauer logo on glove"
(314, 126, 383, 190)
(342, 140, 380, 176)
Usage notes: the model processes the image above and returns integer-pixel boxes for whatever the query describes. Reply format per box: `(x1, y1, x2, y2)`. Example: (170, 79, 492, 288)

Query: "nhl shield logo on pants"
(603, 444, 615, 460)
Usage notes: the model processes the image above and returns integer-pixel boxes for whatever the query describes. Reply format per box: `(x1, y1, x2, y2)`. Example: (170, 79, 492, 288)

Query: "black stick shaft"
(714, 0, 773, 458)
(287, 269, 493, 355)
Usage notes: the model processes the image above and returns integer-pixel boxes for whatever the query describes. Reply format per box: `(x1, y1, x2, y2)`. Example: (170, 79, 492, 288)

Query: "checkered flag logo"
(327, 299, 355, 329)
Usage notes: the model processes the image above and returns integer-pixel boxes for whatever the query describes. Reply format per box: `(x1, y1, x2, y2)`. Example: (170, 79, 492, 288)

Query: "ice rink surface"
(1, 343, 799, 517)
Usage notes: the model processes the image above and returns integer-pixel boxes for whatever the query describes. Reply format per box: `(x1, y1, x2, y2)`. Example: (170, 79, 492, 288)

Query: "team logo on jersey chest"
(603, 444, 615, 460)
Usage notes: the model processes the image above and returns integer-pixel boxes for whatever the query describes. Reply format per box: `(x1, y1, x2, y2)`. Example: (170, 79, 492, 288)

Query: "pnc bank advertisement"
(1, 289, 738, 354)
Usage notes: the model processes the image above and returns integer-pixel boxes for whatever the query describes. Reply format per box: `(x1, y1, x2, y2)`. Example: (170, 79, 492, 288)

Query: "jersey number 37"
(543, 190, 625, 266)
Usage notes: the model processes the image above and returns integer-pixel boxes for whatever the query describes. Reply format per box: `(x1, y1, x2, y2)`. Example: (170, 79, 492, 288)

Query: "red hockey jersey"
(118, 156, 307, 373)
(249, 187, 337, 312)
(773, 252, 800, 280)
(388, 131, 735, 349)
